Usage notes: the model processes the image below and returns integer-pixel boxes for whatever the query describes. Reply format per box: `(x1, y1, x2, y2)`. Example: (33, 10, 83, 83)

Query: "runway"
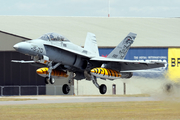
(0, 96, 158, 105)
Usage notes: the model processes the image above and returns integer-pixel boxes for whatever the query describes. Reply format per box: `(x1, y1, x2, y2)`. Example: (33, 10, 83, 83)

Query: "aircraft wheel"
(49, 78, 55, 84)
(99, 84, 107, 94)
(45, 77, 49, 84)
(62, 84, 70, 94)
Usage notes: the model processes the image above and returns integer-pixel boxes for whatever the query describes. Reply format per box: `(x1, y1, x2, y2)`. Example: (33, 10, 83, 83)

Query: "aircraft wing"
(44, 44, 95, 58)
(90, 57, 166, 71)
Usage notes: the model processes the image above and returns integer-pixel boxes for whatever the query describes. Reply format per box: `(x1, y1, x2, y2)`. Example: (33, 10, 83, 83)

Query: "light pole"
(108, 0, 110, 17)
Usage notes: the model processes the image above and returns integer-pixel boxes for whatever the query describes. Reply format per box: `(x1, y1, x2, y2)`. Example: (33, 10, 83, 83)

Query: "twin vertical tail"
(84, 32, 136, 59)
(84, 32, 99, 57)
(107, 32, 137, 59)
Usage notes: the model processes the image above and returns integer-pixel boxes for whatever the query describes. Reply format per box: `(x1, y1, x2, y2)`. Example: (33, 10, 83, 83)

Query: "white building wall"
(73, 76, 168, 95)
(74, 78, 142, 95)
(1, 17, 180, 48)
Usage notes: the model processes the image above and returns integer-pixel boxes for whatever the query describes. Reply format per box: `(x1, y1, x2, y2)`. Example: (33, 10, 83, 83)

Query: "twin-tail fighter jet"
(12, 32, 166, 94)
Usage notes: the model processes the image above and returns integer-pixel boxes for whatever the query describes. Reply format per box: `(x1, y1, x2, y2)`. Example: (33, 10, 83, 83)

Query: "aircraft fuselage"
(13, 39, 91, 70)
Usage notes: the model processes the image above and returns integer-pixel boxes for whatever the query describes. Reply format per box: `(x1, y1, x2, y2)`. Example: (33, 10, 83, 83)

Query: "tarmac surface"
(0, 96, 158, 105)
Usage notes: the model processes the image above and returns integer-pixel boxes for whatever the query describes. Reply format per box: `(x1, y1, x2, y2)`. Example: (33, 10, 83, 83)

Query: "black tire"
(62, 84, 70, 94)
(99, 84, 107, 94)
(49, 78, 55, 84)
(45, 77, 49, 84)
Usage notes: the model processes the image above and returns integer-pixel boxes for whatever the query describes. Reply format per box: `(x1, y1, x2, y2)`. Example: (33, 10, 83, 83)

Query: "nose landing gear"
(44, 77, 55, 84)
(44, 62, 61, 84)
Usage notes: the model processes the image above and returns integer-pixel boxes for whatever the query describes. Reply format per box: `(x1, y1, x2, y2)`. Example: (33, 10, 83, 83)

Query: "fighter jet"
(12, 32, 166, 94)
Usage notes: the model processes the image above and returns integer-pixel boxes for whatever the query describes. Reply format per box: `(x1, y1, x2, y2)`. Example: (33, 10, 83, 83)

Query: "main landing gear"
(62, 84, 70, 94)
(91, 75, 107, 94)
(62, 72, 74, 94)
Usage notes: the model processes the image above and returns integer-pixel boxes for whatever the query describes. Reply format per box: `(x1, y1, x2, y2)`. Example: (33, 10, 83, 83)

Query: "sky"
(0, 0, 180, 17)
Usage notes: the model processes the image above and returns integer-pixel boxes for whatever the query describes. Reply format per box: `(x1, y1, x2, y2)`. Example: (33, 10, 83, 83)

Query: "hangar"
(0, 16, 180, 95)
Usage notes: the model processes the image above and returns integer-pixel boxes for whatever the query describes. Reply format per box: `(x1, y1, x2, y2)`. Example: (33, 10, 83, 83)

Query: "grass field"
(0, 98, 36, 101)
(0, 101, 180, 120)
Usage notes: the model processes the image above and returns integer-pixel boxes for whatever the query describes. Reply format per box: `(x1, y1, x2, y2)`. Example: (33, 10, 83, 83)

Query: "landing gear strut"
(44, 62, 61, 84)
(91, 75, 107, 94)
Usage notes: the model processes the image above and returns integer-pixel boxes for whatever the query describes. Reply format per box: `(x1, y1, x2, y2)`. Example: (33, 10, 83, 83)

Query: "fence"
(0, 85, 74, 96)
(0, 86, 46, 96)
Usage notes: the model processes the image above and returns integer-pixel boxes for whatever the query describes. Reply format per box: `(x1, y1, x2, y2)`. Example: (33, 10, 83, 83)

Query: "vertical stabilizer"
(84, 32, 99, 57)
(107, 32, 137, 59)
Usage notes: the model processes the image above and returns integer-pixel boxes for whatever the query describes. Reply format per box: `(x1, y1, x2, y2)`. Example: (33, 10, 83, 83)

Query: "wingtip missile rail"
(90, 67, 121, 80)
(36, 67, 68, 78)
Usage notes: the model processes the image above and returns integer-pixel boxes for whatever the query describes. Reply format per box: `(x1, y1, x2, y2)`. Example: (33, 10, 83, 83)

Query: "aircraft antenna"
(108, 0, 110, 17)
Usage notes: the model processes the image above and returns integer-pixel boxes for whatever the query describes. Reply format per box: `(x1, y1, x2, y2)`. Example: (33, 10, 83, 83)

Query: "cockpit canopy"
(39, 33, 70, 42)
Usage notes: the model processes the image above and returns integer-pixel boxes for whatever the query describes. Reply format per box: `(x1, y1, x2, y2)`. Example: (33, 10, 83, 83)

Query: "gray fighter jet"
(12, 32, 165, 94)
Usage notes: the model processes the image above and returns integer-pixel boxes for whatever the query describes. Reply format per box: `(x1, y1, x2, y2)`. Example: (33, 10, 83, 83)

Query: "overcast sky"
(0, 0, 180, 17)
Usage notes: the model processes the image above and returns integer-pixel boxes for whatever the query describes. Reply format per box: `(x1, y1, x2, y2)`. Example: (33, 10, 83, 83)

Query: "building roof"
(0, 16, 179, 47)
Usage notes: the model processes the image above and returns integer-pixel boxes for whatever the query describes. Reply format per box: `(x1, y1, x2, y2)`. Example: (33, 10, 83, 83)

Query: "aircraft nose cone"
(13, 44, 19, 50)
